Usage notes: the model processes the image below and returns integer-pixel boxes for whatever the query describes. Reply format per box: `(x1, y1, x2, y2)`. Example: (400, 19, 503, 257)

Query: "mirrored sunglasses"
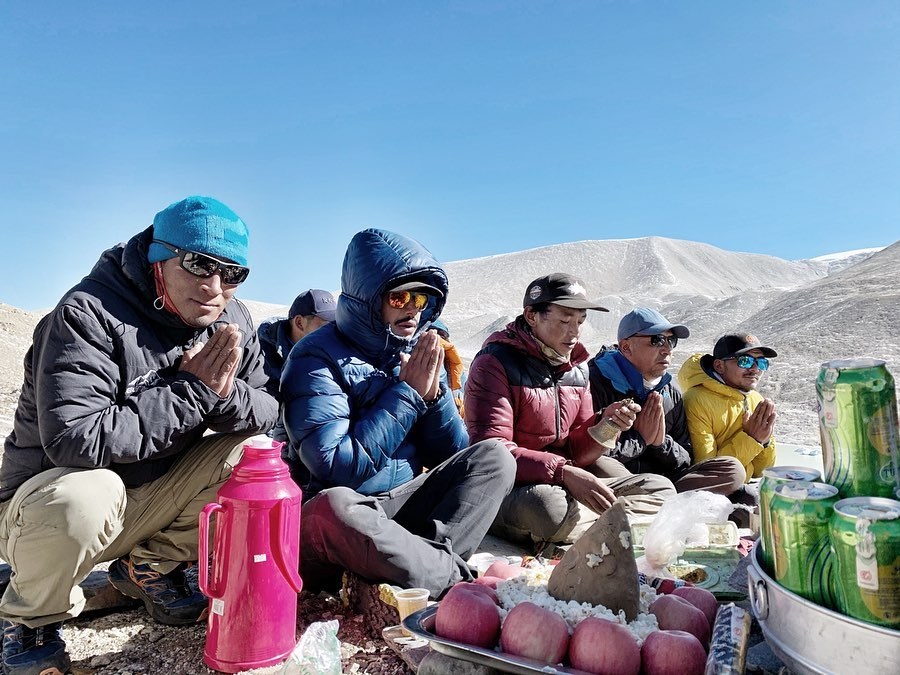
(387, 290, 429, 310)
(727, 355, 770, 371)
(154, 241, 250, 285)
(642, 334, 678, 349)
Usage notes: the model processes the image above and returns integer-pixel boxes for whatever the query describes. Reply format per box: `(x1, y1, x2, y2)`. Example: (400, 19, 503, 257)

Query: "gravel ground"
(64, 591, 411, 675)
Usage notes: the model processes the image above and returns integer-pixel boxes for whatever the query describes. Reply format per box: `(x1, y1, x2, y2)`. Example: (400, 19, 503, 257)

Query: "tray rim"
(403, 604, 584, 675)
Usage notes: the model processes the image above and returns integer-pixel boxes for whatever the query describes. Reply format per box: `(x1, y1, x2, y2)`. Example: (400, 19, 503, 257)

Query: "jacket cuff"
(551, 458, 571, 485)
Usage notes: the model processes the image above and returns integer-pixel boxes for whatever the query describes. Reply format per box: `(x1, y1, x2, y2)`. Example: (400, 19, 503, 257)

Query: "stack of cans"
(760, 358, 900, 629)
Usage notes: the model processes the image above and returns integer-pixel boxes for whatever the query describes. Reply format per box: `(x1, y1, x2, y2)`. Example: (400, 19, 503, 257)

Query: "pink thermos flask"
(198, 437, 303, 673)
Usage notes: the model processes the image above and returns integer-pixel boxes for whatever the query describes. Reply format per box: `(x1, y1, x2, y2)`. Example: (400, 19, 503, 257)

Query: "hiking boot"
(107, 557, 208, 626)
(1, 619, 70, 675)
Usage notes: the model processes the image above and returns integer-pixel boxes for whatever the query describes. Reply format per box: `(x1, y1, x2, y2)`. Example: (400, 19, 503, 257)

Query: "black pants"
(299, 439, 515, 599)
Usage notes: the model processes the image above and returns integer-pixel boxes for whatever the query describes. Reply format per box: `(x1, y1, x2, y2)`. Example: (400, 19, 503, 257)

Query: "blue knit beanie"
(148, 196, 249, 267)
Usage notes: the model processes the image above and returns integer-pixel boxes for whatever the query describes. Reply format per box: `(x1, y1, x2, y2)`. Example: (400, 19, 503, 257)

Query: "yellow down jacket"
(677, 353, 776, 479)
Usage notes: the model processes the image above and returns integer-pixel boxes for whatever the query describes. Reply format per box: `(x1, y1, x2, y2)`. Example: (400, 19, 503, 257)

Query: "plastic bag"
(278, 619, 341, 675)
(636, 491, 733, 577)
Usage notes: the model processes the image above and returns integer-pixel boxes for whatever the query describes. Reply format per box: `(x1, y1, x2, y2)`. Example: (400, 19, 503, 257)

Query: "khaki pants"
(490, 456, 677, 547)
(0, 433, 249, 627)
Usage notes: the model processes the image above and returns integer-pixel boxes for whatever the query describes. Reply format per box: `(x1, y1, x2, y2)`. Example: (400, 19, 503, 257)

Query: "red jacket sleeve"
(465, 352, 568, 485)
(566, 381, 603, 466)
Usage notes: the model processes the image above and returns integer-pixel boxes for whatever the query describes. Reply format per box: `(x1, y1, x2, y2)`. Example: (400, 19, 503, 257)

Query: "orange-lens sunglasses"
(387, 290, 429, 310)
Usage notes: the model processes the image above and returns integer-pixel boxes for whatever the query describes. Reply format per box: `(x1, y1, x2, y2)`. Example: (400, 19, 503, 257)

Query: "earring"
(154, 296, 164, 310)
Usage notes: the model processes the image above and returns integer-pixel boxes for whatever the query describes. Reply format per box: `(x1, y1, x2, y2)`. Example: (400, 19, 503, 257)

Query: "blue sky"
(2, 2, 898, 311)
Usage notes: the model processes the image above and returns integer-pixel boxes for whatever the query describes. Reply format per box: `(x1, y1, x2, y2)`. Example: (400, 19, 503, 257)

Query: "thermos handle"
(199, 502, 224, 599)
(274, 498, 304, 594)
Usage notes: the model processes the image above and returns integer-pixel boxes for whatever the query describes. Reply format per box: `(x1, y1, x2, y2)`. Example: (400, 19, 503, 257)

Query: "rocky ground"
(62, 590, 412, 675)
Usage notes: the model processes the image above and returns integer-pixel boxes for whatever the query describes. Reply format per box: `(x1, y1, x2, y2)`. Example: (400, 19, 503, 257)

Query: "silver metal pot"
(747, 545, 900, 674)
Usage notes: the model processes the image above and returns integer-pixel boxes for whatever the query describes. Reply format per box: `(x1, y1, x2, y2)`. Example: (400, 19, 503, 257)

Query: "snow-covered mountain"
(441, 237, 830, 358)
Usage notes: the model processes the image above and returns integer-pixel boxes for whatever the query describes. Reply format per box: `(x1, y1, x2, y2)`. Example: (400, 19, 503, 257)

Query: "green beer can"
(817, 358, 900, 499)
(759, 466, 823, 574)
(770, 481, 840, 608)
(829, 496, 900, 628)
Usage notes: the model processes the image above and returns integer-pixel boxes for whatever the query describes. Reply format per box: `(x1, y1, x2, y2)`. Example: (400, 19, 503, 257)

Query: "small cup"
(395, 587, 430, 636)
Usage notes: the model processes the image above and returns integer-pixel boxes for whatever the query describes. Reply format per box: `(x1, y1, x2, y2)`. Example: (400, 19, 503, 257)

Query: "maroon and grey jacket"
(464, 317, 599, 485)
(0, 227, 279, 502)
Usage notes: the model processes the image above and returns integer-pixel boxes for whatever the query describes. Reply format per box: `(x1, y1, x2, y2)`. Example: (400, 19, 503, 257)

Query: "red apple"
(453, 580, 499, 605)
(500, 602, 569, 665)
(641, 630, 707, 675)
(568, 617, 640, 675)
(649, 594, 711, 648)
(435, 583, 501, 648)
(473, 575, 504, 590)
(672, 586, 719, 628)
(484, 560, 526, 579)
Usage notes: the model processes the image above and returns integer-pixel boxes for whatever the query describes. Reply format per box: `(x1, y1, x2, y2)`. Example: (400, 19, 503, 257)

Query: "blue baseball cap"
(617, 307, 690, 342)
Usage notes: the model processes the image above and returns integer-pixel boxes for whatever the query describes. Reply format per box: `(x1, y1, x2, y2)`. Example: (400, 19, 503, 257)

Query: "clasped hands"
(399, 329, 445, 403)
(179, 323, 242, 398)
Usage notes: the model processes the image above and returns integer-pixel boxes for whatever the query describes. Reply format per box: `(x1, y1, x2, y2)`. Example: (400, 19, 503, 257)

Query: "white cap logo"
(566, 282, 586, 298)
(528, 284, 543, 301)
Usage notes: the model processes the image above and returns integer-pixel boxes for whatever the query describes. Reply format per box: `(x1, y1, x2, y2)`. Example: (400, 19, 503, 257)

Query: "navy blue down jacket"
(280, 229, 469, 496)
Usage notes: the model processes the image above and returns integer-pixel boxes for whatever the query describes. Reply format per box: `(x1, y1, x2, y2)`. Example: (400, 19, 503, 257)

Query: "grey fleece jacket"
(0, 227, 278, 501)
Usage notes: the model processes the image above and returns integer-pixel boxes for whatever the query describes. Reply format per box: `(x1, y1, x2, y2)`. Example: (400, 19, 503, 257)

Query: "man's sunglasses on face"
(387, 290, 429, 310)
(725, 355, 770, 371)
(640, 334, 678, 349)
(153, 241, 250, 285)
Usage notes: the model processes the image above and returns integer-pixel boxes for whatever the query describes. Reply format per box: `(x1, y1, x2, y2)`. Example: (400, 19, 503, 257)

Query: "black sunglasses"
(639, 334, 678, 349)
(154, 241, 250, 285)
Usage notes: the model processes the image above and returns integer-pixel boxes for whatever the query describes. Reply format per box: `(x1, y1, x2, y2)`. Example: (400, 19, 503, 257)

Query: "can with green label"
(829, 496, 900, 628)
(759, 466, 823, 574)
(817, 358, 900, 499)
(770, 481, 840, 608)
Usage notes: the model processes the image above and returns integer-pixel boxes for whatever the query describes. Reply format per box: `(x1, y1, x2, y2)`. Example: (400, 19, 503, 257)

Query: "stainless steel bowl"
(747, 545, 900, 674)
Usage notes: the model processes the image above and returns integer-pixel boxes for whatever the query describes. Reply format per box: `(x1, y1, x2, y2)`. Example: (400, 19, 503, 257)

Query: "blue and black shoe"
(1, 619, 70, 675)
(107, 557, 208, 626)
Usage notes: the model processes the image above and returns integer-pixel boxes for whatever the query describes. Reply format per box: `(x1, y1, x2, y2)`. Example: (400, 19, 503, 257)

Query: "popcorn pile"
(493, 564, 660, 645)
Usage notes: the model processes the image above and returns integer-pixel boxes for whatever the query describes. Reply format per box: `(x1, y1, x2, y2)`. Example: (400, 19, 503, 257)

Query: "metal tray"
(403, 605, 582, 674)
(747, 545, 900, 674)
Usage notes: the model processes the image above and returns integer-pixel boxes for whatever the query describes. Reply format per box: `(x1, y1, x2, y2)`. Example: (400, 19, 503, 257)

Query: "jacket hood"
(678, 352, 745, 401)
(483, 316, 590, 369)
(336, 228, 448, 364)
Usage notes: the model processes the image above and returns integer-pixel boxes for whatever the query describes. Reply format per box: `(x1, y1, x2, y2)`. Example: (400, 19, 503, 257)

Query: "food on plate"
(547, 502, 641, 620)
(484, 559, 527, 580)
(499, 601, 569, 665)
(473, 575, 504, 590)
(672, 586, 719, 628)
(640, 629, 707, 675)
(568, 616, 641, 675)
(458, 580, 499, 605)
(649, 594, 711, 647)
(434, 582, 501, 648)
(666, 563, 708, 585)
